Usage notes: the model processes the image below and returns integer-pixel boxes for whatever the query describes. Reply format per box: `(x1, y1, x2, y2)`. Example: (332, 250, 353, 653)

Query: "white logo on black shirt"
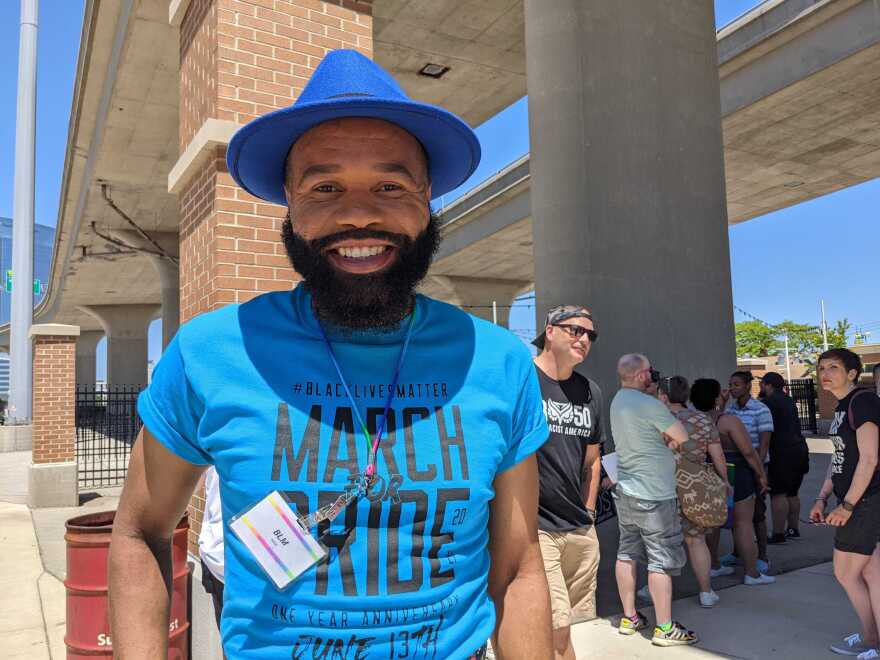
(542, 398, 593, 437)
(829, 411, 845, 475)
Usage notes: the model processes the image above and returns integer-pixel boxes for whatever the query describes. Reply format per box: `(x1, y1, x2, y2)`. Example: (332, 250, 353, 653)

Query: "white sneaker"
(856, 649, 880, 660)
(637, 585, 651, 602)
(699, 591, 719, 608)
(710, 566, 735, 577)
(744, 573, 776, 585)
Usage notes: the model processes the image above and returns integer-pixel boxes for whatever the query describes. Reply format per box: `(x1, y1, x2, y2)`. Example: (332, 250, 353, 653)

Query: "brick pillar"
(28, 324, 80, 508)
(168, 0, 374, 552)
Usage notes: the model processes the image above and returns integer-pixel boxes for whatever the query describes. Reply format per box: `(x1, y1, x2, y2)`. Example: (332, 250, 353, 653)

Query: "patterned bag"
(675, 413, 728, 529)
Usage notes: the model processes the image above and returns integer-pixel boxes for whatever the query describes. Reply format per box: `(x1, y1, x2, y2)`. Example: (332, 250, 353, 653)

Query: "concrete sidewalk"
(572, 562, 851, 658)
(0, 501, 65, 660)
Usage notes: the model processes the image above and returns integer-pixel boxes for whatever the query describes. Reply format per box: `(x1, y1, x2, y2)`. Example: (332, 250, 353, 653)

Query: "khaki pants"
(538, 526, 600, 629)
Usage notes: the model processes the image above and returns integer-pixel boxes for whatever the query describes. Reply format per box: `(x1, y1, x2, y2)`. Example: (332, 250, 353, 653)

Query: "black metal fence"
(786, 378, 818, 434)
(75, 385, 143, 488)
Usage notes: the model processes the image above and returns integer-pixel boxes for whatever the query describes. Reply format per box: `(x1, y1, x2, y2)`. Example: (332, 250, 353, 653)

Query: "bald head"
(618, 353, 649, 385)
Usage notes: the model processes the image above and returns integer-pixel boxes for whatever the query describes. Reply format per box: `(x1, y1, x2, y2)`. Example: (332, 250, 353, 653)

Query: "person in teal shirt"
(107, 50, 552, 660)
(609, 353, 695, 647)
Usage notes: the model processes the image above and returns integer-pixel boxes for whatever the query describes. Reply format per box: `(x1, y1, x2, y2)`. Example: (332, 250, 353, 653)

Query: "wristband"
(816, 496, 827, 502)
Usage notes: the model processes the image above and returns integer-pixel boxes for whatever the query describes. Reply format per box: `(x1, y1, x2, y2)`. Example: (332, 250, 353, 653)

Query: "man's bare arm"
(582, 443, 601, 513)
(662, 420, 688, 450)
(488, 455, 553, 659)
(109, 428, 206, 658)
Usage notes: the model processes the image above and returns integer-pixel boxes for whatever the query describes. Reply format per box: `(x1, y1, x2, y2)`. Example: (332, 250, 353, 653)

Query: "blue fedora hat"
(227, 49, 481, 205)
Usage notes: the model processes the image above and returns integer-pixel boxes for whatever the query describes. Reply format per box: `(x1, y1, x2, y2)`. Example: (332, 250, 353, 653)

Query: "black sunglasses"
(552, 323, 598, 342)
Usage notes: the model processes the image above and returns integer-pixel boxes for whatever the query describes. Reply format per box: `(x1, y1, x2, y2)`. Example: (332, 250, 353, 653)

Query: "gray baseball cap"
(532, 304, 594, 349)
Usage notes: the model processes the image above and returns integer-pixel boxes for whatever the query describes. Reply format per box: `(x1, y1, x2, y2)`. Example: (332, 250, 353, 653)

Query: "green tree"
(735, 320, 778, 357)
(775, 320, 823, 356)
(826, 318, 851, 349)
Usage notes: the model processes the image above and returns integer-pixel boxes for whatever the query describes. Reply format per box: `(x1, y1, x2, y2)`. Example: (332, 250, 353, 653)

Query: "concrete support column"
(75, 329, 103, 387)
(151, 257, 180, 348)
(524, 0, 736, 397)
(79, 305, 160, 387)
(425, 276, 530, 327)
(28, 324, 79, 508)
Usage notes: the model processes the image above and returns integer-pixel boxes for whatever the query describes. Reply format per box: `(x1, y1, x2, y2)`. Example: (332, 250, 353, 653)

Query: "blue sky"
(1, 0, 877, 379)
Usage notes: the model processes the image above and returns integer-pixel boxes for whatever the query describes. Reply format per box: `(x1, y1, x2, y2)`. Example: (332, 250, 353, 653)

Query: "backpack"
(675, 414, 728, 528)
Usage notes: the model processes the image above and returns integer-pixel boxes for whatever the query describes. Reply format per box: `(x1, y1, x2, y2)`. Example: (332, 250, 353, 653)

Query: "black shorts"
(769, 444, 809, 497)
(727, 454, 756, 503)
(835, 491, 880, 556)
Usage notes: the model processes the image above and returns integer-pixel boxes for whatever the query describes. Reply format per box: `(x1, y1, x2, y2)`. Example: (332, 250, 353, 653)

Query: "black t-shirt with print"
(534, 365, 603, 532)
(830, 388, 880, 500)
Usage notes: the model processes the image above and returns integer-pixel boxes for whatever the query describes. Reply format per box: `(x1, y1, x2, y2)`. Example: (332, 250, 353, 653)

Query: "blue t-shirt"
(138, 286, 548, 659)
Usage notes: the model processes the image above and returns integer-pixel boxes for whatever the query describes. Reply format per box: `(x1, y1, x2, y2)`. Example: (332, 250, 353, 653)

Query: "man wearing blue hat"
(109, 50, 553, 659)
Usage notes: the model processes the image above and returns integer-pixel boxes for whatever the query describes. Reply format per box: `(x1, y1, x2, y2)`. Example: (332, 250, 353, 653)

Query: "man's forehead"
(289, 118, 426, 165)
(561, 316, 594, 329)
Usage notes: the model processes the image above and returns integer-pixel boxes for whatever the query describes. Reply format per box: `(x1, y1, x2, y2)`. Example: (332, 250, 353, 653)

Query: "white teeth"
(337, 246, 387, 259)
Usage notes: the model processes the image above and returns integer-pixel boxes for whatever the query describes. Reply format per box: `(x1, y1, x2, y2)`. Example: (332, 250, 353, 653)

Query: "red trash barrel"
(64, 511, 190, 659)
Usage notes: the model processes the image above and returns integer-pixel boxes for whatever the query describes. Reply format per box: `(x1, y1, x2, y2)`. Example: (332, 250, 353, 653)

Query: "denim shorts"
(614, 491, 686, 575)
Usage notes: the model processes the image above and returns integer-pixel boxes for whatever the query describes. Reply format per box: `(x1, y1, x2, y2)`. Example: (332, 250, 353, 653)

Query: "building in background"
(0, 217, 55, 325)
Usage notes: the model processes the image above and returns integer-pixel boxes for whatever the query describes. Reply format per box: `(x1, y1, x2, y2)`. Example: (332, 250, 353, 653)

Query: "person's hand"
(720, 388, 731, 405)
(664, 433, 687, 451)
(756, 473, 769, 495)
(601, 477, 615, 491)
(825, 506, 852, 527)
(809, 499, 826, 524)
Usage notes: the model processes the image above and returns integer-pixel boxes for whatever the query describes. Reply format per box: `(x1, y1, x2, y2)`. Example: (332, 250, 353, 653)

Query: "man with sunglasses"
(532, 306, 603, 659)
(610, 354, 696, 647)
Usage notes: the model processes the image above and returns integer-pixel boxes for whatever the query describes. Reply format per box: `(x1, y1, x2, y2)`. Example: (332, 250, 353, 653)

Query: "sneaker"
(637, 585, 651, 602)
(831, 633, 873, 656)
(856, 650, 880, 660)
(757, 558, 770, 573)
(699, 591, 720, 608)
(619, 612, 648, 636)
(720, 553, 740, 566)
(744, 573, 776, 585)
(710, 566, 735, 577)
(767, 533, 787, 544)
(652, 621, 698, 647)
(786, 527, 801, 540)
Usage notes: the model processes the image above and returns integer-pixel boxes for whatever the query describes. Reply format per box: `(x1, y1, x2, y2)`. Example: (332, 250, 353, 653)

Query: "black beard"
(281, 213, 440, 331)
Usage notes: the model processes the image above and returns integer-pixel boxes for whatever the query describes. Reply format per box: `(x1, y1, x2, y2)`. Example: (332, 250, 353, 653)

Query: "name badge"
(229, 490, 327, 590)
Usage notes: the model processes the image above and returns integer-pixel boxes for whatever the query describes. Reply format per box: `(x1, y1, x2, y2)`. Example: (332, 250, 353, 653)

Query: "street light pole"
(784, 333, 792, 383)
(820, 299, 829, 351)
(9, 0, 38, 424)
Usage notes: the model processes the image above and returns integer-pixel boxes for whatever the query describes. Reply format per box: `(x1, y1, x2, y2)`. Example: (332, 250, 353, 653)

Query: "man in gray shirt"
(610, 354, 695, 647)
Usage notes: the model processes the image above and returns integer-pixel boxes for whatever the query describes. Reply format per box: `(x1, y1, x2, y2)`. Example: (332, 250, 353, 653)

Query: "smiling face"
(545, 316, 595, 366)
(282, 118, 438, 329)
(286, 118, 432, 273)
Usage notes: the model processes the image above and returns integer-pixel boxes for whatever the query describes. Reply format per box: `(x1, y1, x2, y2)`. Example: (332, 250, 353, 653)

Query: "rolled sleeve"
(137, 334, 211, 466)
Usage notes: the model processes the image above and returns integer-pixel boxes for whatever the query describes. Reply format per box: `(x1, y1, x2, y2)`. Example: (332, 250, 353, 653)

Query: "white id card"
(229, 490, 327, 590)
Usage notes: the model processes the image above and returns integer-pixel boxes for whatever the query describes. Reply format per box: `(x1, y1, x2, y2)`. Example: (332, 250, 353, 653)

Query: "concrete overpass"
(3, 0, 879, 390)
(422, 0, 880, 302)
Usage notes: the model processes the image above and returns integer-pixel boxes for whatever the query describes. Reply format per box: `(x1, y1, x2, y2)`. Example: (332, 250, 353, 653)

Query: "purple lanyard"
(316, 308, 416, 481)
